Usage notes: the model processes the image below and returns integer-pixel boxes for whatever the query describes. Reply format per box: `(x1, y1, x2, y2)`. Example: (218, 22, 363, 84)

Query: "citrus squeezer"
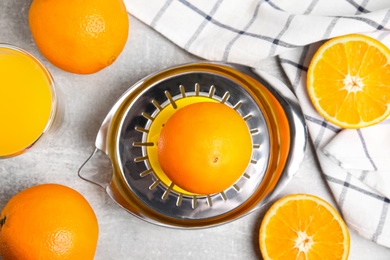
(78, 62, 307, 228)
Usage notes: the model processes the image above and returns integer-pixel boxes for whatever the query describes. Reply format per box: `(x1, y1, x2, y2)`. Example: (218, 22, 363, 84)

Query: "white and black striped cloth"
(124, 0, 390, 248)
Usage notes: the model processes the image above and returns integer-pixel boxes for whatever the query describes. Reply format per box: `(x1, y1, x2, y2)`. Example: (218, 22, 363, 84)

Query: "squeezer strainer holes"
(131, 83, 261, 209)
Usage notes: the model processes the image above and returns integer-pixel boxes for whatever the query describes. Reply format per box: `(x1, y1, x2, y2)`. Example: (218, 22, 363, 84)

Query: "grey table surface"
(1, 1, 390, 259)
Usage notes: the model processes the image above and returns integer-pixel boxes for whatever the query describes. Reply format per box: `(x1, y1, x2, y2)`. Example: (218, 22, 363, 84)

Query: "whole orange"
(28, 0, 129, 74)
(0, 184, 99, 260)
(157, 102, 253, 195)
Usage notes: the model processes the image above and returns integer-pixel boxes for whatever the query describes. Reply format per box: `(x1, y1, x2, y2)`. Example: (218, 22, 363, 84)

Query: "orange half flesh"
(259, 194, 350, 260)
(307, 34, 390, 128)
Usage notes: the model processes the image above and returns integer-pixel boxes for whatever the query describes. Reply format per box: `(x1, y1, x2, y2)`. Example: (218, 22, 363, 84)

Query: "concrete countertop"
(1, 1, 390, 259)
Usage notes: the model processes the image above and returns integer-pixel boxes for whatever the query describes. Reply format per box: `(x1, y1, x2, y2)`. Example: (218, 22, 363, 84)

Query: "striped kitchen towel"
(124, 0, 390, 248)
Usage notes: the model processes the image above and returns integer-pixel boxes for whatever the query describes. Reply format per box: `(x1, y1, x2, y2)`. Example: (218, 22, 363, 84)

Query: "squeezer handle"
(78, 148, 112, 189)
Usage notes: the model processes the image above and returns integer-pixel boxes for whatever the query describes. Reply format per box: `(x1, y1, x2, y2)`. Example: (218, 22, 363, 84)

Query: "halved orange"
(157, 102, 252, 195)
(307, 34, 390, 128)
(259, 194, 350, 260)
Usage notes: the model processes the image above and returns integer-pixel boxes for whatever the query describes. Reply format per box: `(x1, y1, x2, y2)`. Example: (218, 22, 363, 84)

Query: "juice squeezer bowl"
(78, 62, 307, 228)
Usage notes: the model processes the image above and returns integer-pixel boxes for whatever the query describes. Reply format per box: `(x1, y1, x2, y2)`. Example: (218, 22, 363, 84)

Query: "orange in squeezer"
(157, 102, 253, 195)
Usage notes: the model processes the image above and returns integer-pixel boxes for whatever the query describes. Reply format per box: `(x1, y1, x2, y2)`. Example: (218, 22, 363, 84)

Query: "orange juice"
(0, 45, 56, 158)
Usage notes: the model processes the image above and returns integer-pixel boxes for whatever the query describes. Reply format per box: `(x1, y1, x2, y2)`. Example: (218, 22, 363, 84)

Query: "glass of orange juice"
(0, 44, 60, 158)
